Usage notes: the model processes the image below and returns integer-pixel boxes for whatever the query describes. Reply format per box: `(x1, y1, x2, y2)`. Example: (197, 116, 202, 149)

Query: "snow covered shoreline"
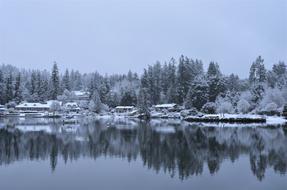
(91, 113, 287, 126)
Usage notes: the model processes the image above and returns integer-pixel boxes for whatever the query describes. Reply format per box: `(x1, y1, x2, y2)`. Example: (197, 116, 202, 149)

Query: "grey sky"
(0, 0, 286, 78)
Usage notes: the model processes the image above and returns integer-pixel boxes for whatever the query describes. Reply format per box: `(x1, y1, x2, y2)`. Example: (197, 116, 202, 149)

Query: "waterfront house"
(115, 106, 135, 113)
(15, 103, 50, 112)
(154, 104, 178, 112)
(72, 91, 90, 101)
(64, 102, 81, 112)
(0, 105, 6, 116)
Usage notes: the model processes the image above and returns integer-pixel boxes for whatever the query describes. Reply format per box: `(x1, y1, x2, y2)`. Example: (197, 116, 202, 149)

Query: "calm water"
(0, 117, 286, 190)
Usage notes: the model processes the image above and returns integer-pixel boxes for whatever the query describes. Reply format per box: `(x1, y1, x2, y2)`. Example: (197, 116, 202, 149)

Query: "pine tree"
(14, 73, 22, 103)
(89, 89, 102, 113)
(0, 70, 4, 104)
(50, 62, 60, 100)
(207, 62, 221, 77)
(30, 71, 37, 95)
(184, 76, 209, 110)
(137, 87, 150, 118)
(4, 73, 13, 103)
(120, 88, 137, 106)
(207, 62, 226, 102)
(61, 69, 70, 91)
(176, 56, 193, 104)
(249, 56, 266, 84)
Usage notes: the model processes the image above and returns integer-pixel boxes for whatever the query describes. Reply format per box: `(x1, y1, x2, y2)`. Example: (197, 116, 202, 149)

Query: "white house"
(154, 103, 177, 112)
(72, 91, 90, 100)
(115, 106, 135, 113)
(0, 105, 6, 115)
(64, 102, 81, 112)
(15, 103, 50, 112)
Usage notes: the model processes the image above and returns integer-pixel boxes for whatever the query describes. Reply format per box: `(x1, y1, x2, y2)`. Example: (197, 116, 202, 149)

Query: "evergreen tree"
(50, 62, 60, 100)
(89, 89, 102, 113)
(184, 76, 209, 110)
(0, 70, 4, 104)
(61, 69, 70, 91)
(30, 71, 37, 95)
(120, 88, 137, 106)
(249, 56, 266, 84)
(4, 73, 13, 103)
(14, 73, 22, 103)
(207, 62, 221, 77)
(207, 62, 226, 102)
(176, 56, 193, 104)
(137, 87, 150, 118)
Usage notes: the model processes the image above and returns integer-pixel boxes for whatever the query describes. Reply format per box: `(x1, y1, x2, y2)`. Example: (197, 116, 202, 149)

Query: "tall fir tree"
(4, 73, 13, 103)
(50, 62, 60, 100)
(14, 73, 22, 103)
(0, 70, 4, 104)
(61, 69, 70, 91)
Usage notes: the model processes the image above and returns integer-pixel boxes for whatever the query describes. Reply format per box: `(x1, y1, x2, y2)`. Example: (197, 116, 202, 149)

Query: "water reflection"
(0, 117, 286, 181)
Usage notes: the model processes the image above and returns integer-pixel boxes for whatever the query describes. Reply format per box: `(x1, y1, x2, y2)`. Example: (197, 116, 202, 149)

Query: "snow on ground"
(266, 116, 287, 125)
(186, 114, 287, 127)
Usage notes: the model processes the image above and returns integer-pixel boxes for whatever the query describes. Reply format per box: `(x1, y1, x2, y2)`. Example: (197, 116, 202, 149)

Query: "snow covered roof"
(72, 91, 90, 96)
(154, 103, 177, 108)
(46, 100, 62, 106)
(65, 102, 79, 107)
(16, 103, 50, 109)
(115, 106, 134, 109)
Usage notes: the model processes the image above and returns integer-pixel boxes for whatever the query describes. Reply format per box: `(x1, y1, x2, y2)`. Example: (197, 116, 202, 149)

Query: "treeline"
(0, 56, 286, 113)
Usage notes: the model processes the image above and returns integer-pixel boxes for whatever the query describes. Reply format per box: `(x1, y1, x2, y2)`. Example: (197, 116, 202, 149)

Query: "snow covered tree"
(206, 62, 226, 102)
(14, 73, 22, 103)
(30, 71, 37, 95)
(89, 89, 102, 113)
(61, 69, 70, 91)
(250, 83, 265, 108)
(57, 89, 77, 103)
(176, 56, 193, 104)
(216, 97, 234, 114)
(4, 73, 13, 103)
(137, 87, 150, 118)
(184, 76, 209, 110)
(249, 56, 266, 84)
(99, 77, 110, 104)
(106, 91, 121, 107)
(263, 102, 278, 113)
(0, 70, 4, 104)
(50, 101, 61, 116)
(269, 61, 287, 89)
(201, 102, 216, 114)
(120, 88, 137, 106)
(207, 62, 221, 77)
(237, 99, 251, 114)
(259, 87, 285, 111)
(50, 62, 60, 100)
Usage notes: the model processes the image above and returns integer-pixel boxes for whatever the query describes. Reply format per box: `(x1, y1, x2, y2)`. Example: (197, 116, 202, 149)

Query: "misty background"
(0, 0, 286, 78)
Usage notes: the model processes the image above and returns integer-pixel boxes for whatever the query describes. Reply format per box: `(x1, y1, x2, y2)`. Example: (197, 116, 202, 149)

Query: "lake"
(0, 117, 286, 190)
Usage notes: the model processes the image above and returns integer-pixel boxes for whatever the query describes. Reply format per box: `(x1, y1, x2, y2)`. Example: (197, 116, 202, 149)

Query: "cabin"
(64, 102, 81, 112)
(0, 105, 6, 115)
(154, 103, 178, 112)
(15, 103, 50, 112)
(115, 106, 134, 113)
(72, 91, 90, 101)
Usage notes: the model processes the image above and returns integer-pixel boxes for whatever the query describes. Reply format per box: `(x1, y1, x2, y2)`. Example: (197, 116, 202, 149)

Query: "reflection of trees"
(0, 119, 286, 181)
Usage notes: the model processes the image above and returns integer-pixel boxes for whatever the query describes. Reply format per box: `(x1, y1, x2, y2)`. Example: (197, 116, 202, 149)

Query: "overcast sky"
(0, 0, 286, 78)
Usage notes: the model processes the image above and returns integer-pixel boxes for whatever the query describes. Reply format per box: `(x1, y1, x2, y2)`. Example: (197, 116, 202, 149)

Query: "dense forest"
(0, 55, 286, 114)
